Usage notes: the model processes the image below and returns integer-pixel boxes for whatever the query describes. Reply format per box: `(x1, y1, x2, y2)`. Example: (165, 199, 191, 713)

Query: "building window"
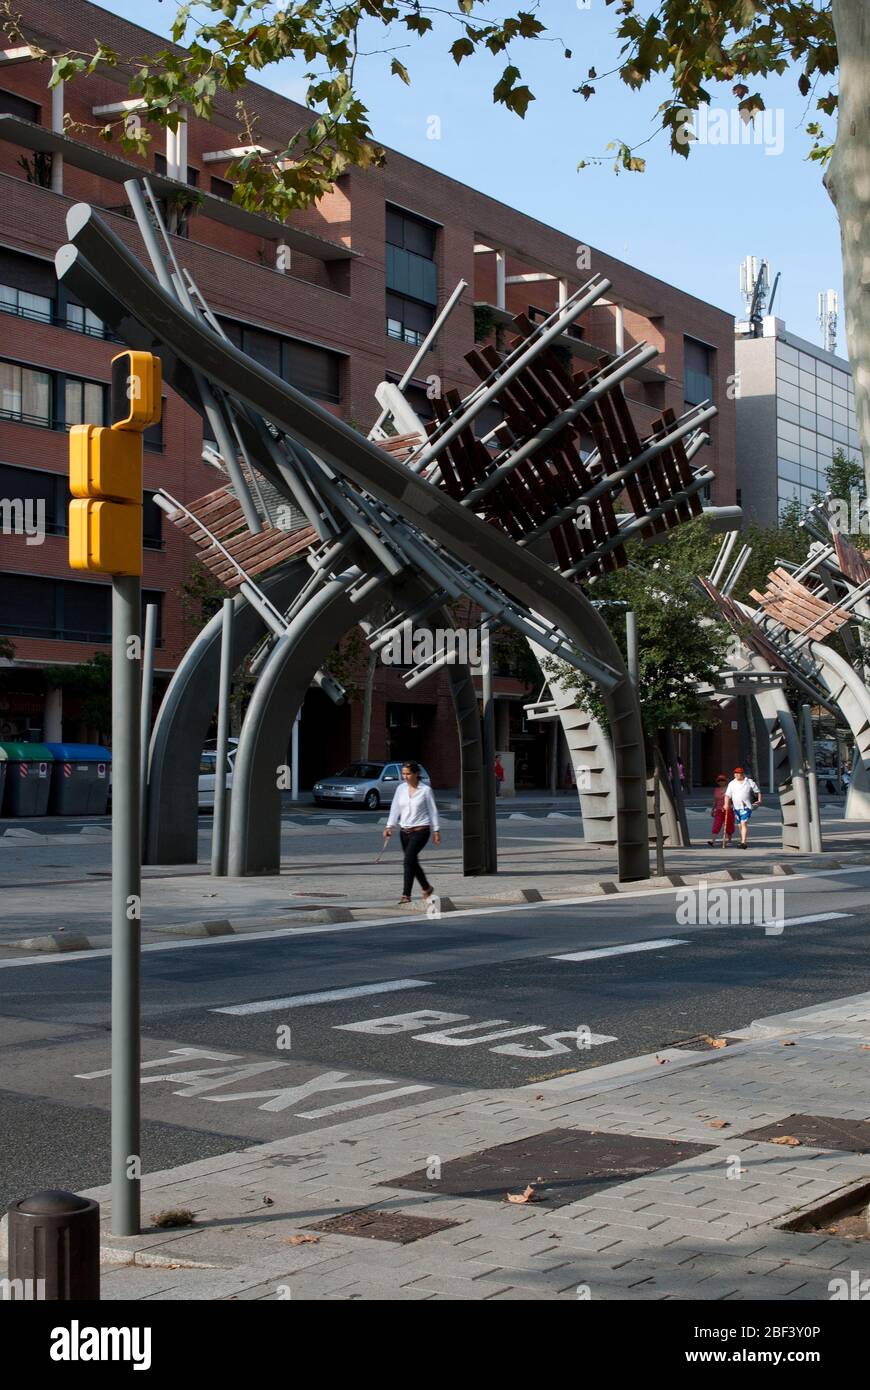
(0, 283, 52, 324)
(221, 318, 342, 404)
(143, 492, 164, 549)
(386, 291, 435, 348)
(65, 301, 106, 337)
(385, 205, 438, 346)
(282, 339, 341, 403)
(684, 337, 714, 406)
(0, 87, 40, 122)
(0, 463, 68, 536)
(210, 176, 233, 200)
(64, 378, 107, 428)
(154, 152, 199, 186)
(0, 361, 51, 427)
(0, 574, 163, 644)
(144, 415, 164, 453)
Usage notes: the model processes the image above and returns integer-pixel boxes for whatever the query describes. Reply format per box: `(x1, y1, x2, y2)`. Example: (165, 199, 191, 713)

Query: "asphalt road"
(1, 863, 869, 1211)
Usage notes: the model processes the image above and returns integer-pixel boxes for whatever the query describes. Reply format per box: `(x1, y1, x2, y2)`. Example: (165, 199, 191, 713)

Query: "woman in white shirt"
(383, 761, 441, 905)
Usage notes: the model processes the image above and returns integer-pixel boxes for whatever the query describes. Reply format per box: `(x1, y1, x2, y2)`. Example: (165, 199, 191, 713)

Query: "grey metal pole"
(211, 598, 233, 877)
(625, 610, 639, 687)
(291, 707, 300, 803)
(801, 703, 823, 853)
(481, 623, 497, 873)
(111, 575, 141, 1236)
(138, 602, 157, 852)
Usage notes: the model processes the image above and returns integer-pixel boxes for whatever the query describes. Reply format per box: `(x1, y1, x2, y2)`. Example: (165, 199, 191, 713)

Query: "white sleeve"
(427, 786, 440, 832)
(387, 786, 403, 828)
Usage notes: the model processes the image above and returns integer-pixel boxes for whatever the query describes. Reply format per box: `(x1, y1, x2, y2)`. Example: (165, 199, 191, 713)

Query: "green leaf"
(390, 58, 410, 86)
(451, 37, 474, 65)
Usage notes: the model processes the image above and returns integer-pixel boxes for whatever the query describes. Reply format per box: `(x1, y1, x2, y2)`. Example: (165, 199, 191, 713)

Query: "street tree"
(7, 1, 865, 482)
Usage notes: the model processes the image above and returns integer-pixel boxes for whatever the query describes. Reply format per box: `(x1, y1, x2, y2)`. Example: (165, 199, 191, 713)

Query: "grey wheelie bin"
(0, 743, 54, 816)
(44, 743, 111, 815)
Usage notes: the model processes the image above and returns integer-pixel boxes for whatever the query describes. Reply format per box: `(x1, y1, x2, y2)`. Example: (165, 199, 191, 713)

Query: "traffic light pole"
(111, 573, 141, 1235)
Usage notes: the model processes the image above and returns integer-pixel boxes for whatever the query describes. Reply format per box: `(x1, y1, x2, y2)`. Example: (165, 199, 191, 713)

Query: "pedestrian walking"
(724, 766, 761, 849)
(677, 756, 686, 791)
(707, 773, 734, 847)
(383, 760, 441, 905)
(494, 755, 505, 798)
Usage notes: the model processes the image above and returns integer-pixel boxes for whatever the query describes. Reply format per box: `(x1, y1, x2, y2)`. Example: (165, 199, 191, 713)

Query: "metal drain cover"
(304, 1208, 460, 1243)
(383, 1128, 716, 1208)
(739, 1113, 870, 1153)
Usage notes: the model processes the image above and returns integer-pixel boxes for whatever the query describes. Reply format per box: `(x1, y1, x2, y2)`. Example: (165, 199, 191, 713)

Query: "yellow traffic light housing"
(69, 425, 141, 503)
(69, 498, 142, 576)
(68, 350, 161, 575)
(110, 350, 162, 430)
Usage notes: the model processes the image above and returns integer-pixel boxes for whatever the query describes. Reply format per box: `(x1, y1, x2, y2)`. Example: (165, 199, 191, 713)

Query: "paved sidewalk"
(15, 991, 868, 1301)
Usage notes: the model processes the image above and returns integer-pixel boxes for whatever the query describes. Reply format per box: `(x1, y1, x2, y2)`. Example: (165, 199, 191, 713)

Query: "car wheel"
(364, 790, 380, 810)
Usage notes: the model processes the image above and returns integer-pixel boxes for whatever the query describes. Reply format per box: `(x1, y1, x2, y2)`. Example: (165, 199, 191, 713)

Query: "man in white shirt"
(724, 767, 761, 848)
(383, 761, 441, 904)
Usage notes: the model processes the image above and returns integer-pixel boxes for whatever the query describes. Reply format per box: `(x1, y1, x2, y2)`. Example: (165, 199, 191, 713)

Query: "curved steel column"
(145, 568, 305, 864)
(810, 641, 870, 820)
(59, 213, 650, 881)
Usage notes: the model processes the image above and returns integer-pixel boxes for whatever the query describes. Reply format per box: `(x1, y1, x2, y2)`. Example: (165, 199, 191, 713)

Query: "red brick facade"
(0, 0, 737, 784)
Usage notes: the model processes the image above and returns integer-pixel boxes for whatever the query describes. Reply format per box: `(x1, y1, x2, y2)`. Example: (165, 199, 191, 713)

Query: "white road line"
(1, 865, 868, 968)
(552, 938, 688, 962)
(211, 978, 432, 1016)
(778, 912, 852, 927)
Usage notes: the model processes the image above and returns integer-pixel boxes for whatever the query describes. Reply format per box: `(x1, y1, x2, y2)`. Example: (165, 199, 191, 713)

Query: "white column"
(50, 62, 64, 194)
(558, 277, 569, 322)
(165, 124, 178, 180)
(176, 107, 188, 180)
(614, 301, 625, 355)
(44, 685, 62, 742)
(495, 250, 506, 311)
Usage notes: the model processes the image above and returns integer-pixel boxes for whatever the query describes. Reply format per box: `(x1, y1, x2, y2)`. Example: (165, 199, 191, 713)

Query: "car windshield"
(336, 763, 383, 780)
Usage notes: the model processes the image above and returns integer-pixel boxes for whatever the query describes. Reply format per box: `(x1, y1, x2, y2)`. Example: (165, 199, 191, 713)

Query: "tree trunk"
(664, 726, 691, 847)
(827, 1, 870, 495)
(653, 759, 665, 877)
(359, 645, 378, 760)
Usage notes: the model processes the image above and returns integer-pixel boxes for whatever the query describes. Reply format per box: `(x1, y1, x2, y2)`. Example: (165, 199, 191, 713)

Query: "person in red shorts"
(707, 773, 735, 847)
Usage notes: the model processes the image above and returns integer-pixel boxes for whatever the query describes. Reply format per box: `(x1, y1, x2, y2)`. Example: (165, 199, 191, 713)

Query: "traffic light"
(110, 351, 162, 430)
(68, 351, 162, 576)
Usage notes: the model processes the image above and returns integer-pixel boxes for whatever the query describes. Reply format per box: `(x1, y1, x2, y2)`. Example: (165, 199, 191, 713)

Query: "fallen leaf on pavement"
(782, 1041, 797, 1047)
(655, 1057, 668, 1065)
(770, 1135, 801, 1146)
(707, 1120, 730, 1129)
(506, 1185, 537, 1204)
(284, 1234, 320, 1246)
(262, 1195, 274, 1206)
(700, 1036, 729, 1049)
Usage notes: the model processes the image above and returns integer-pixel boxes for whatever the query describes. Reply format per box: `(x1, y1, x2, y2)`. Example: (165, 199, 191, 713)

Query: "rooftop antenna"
(739, 256, 771, 338)
(818, 289, 838, 355)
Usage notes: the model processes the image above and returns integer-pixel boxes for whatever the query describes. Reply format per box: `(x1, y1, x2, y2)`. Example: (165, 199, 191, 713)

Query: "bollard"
(7, 1190, 100, 1300)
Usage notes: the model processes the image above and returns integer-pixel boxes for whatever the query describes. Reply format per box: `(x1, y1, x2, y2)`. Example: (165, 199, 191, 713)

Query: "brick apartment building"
(0, 0, 737, 789)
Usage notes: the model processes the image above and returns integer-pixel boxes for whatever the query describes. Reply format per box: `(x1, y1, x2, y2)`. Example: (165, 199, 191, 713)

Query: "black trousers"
(400, 827, 431, 897)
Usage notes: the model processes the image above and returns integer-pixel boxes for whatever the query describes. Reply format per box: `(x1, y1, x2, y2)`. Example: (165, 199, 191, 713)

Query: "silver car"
(313, 760, 430, 811)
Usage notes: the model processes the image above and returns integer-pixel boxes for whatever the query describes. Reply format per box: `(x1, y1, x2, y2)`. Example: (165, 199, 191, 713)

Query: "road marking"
(336, 1010, 618, 1058)
(552, 938, 688, 962)
(3, 866, 869, 968)
(778, 912, 852, 927)
(75, 1049, 434, 1116)
(211, 978, 432, 1016)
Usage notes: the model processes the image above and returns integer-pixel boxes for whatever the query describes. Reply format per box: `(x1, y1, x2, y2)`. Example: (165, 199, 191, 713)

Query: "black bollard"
(7, 1190, 100, 1300)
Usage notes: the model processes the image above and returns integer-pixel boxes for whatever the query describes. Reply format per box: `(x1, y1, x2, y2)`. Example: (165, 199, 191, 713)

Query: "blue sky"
(95, 0, 843, 349)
